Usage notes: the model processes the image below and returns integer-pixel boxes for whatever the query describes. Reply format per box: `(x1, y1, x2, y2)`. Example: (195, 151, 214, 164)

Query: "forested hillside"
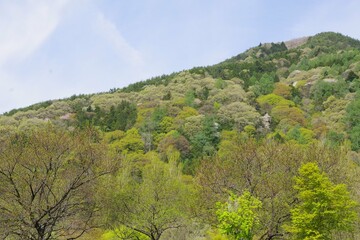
(1, 32, 360, 239)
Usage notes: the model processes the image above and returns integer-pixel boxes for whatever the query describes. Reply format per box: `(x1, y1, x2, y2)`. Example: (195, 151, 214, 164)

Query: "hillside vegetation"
(1, 32, 360, 239)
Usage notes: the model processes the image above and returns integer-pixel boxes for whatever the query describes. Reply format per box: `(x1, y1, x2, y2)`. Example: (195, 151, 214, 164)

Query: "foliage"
(157, 130, 190, 160)
(100, 226, 148, 240)
(197, 139, 357, 239)
(310, 80, 348, 110)
(197, 139, 302, 239)
(1, 32, 360, 239)
(0, 125, 113, 240)
(105, 101, 138, 131)
(256, 93, 295, 113)
(116, 128, 144, 154)
(216, 191, 262, 240)
(217, 102, 260, 130)
(286, 162, 357, 239)
(271, 105, 306, 127)
(285, 126, 315, 144)
(4, 100, 54, 116)
(305, 32, 360, 51)
(76, 100, 137, 131)
(346, 96, 360, 150)
(250, 73, 276, 97)
(102, 158, 196, 240)
(273, 82, 292, 99)
(121, 73, 177, 93)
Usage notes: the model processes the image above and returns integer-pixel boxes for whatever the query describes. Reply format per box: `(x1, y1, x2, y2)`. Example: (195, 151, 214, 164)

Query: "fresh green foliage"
(346, 96, 360, 150)
(217, 102, 260, 130)
(285, 126, 315, 144)
(0, 125, 113, 239)
(287, 162, 357, 239)
(102, 158, 196, 240)
(121, 73, 177, 92)
(257, 93, 295, 110)
(75, 100, 137, 131)
(116, 128, 144, 154)
(310, 80, 348, 110)
(251, 73, 276, 97)
(2, 32, 360, 239)
(105, 101, 138, 131)
(216, 191, 262, 240)
(305, 32, 360, 51)
(3, 100, 53, 116)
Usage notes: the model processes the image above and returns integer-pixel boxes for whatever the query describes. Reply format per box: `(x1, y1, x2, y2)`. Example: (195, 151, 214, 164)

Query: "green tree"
(102, 158, 196, 240)
(0, 126, 113, 239)
(217, 102, 260, 130)
(157, 130, 190, 161)
(216, 191, 262, 240)
(287, 162, 357, 239)
(310, 80, 347, 110)
(116, 128, 144, 154)
(349, 125, 360, 151)
(185, 90, 196, 107)
(251, 73, 275, 97)
(346, 97, 360, 150)
(105, 100, 137, 131)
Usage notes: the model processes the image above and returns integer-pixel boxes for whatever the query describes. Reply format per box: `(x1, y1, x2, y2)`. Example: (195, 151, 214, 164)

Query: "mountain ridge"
(2, 31, 360, 149)
(3, 31, 360, 116)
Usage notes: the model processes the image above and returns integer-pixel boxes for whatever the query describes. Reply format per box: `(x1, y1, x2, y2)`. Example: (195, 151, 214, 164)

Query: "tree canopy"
(286, 162, 357, 239)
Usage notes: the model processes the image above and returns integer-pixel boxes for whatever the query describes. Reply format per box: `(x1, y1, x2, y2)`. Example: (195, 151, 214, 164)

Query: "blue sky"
(1, 0, 360, 113)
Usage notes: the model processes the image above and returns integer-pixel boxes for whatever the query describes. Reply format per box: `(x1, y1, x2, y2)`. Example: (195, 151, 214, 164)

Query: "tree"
(346, 97, 360, 150)
(196, 139, 303, 240)
(103, 158, 196, 240)
(287, 162, 357, 239)
(310, 80, 348, 110)
(273, 83, 292, 99)
(256, 94, 295, 111)
(216, 191, 262, 240)
(251, 73, 275, 97)
(217, 102, 260, 130)
(271, 105, 306, 127)
(105, 100, 137, 131)
(157, 130, 190, 161)
(0, 125, 113, 239)
(196, 140, 357, 240)
(349, 125, 360, 151)
(116, 128, 144, 154)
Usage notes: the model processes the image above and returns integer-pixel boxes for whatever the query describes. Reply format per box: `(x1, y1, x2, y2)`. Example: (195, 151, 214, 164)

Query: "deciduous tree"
(286, 162, 357, 239)
(0, 126, 113, 240)
(216, 191, 262, 240)
(103, 158, 196, 240)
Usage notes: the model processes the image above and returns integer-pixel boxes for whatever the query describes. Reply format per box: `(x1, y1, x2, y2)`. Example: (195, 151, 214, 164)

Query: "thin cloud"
(0, 0, 70, 66)
(95, 13, 144, 67)
(0, 0, 70, 113)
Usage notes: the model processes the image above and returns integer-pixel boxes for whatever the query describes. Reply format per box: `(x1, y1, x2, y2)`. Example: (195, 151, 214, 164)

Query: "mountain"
(3, 32, 360, 147)
(1, 31, 360, 239)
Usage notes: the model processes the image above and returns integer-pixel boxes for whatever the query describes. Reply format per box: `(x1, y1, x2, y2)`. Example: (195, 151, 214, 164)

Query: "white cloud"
(291, 0, 360, 39)
(0, 0, 71, 113)
(0, 0, 70, 66)
(95, 13, 144, 67)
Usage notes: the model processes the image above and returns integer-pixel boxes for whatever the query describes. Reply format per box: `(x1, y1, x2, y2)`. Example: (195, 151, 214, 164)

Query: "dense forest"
(1, 32, 360, 239)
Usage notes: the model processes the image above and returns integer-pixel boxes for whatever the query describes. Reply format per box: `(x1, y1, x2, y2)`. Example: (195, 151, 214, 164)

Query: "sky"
(1, 0, 360, 114)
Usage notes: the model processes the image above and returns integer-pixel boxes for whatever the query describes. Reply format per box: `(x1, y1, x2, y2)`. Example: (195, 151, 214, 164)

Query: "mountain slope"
(2, 32, 360, 155)
(2, 31, 360, 240)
